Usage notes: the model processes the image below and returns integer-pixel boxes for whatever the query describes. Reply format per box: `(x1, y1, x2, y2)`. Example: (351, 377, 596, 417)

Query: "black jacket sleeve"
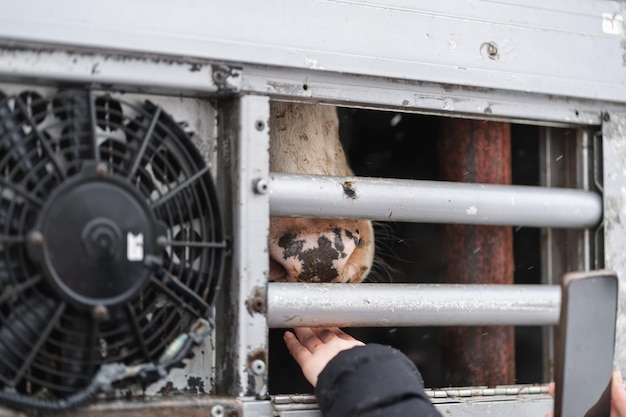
(315, 344, 442, 417)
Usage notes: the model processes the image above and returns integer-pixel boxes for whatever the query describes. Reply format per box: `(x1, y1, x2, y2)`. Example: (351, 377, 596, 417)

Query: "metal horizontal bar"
(267, 283, 560, 328)
(0, 47, 241, 95)
(269, 173, 602, 229)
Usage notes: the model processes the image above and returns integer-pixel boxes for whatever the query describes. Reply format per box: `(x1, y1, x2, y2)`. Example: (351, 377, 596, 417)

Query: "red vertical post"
(438, 118, 515, 386)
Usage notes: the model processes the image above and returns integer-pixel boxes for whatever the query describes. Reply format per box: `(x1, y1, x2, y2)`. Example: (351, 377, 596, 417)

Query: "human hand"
(283, 327, 365, 387)
(611, 370, 626, 417)
(546, 370, 626, 417)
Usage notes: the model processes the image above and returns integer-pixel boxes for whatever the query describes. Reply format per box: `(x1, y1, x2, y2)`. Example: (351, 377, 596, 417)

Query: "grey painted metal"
(0, 1, 625, 104)
(0, 48, 241, 95)
(538, 126, 600, 381)
(267, 283, 560, 327)
(269, 173, 602, 228)
(243, 64, 616, 127)
(2, 47, 626, 126)
(214, 96, 270, 398)
(272, 391, 553, 417)
(242, 400, 273, 417)
(602, 113, 626, 377)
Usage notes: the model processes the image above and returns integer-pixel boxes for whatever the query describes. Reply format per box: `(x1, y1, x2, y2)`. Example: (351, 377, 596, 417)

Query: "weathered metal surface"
(0, 397, 242, 417)
(271, 387, 554, 416)
(268, 173, 602, 228)
(0, 47, 241, 95)
(2, 47, 624, 126)
(214, 96, 270, 398)
(602, 113, 626, 376)
(266, 283, 560, 327)
(438, 119, 515, 386)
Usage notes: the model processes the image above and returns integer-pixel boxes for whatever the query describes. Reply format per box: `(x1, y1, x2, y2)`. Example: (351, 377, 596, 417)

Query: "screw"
(481, 42, 499, 60)
(156, 236, 168, 248)
(95, 162, 108, 178)
(253, 178, 269, 195)
(255, 120, 265, 131)
(249, 295, 266, 313)
(211, 405, 224, 417)
(212, 67, 229, 86)
(29, 230, 44, 247)
(251, 359, 266, 375)
(92, 304, 110, 321)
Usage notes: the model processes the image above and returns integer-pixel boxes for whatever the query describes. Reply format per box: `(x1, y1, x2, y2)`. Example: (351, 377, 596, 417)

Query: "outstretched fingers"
(284, 330, 313, 366)
(284, 327, 366, 387)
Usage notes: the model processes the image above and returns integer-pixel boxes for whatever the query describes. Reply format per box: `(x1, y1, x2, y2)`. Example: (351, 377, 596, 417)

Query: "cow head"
(268, 102, 375, 283)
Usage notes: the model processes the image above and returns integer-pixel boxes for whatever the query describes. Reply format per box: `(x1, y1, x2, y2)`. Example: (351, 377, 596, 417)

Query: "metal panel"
(0, 48, 241, 96)
(602, 113, 626, 376)
(267, 283, 560, 327)
(0, 1, 625, 103)
(2, 48, 625, 126)
(214, 96, 270, 398)
(269, 173, 602, 228)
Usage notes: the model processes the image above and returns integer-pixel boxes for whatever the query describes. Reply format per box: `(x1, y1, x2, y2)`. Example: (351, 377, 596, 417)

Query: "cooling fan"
(0, 88, 226, 412)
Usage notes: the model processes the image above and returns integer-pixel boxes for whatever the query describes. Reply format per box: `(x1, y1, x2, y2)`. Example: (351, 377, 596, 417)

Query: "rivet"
(95, 162, 108, 178)
(212, 67, 229, 86)
(29, 230, 44, 246)
(156, 236, 168, 248)
(251, 359, 266, 375)
(253, 178, 269, 195)
(92, 304, 110, 321)
(211, 405, 224, 417)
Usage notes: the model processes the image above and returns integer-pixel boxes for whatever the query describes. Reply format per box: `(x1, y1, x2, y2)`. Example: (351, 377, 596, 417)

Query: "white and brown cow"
(268, 102, 375, 283)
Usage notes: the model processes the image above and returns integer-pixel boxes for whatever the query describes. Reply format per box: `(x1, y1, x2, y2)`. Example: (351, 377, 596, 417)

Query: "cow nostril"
(269, 257, 288, 282)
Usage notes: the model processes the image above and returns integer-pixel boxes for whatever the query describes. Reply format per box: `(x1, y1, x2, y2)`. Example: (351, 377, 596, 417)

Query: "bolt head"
(95, 162, 108, 178)
(211, 405, 224, 417)
(253, 179, 269, 195)
(251, 359, 266, 375)
(92, 304, 110, 321)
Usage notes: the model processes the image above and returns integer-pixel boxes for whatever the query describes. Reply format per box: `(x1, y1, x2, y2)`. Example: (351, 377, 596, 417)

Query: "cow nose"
(269, 219, 368, 283)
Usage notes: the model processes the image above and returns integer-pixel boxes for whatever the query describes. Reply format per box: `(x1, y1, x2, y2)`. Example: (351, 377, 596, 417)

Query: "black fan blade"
(56, 312, 95, 392)
(0, 100, 46, 189)
(0, 197, 35, 238)
(53, 90, 96, 171)
(150, 166, 216, 226)
(0, 295, 57, 383)
(162, 259, 216, 307)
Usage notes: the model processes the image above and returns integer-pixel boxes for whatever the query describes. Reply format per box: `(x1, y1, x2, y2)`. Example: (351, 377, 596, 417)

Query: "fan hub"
(28, 165, 162, 309)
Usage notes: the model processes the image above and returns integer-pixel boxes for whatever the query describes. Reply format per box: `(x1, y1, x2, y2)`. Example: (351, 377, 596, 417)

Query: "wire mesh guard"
(0, 89, 226, 411)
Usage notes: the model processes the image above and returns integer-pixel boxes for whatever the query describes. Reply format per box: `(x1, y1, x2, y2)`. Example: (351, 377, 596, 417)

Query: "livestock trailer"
(0, 1, 624, 416)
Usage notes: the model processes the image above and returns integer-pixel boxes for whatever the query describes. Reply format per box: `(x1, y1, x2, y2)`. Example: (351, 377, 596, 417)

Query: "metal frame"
(215, 96, 271, 400)
(0, 1, 625, 416)
(602, 114, 626, 373)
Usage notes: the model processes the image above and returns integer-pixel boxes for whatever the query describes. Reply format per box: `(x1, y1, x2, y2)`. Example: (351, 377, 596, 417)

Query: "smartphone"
(554, 270, 618, 417)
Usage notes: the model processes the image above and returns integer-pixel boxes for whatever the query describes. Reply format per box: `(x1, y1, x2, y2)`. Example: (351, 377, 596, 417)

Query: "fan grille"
(0, 89, 226, 398)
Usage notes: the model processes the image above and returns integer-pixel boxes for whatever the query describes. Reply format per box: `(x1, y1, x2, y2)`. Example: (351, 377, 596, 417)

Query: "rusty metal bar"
(438, 119, 515, 386)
